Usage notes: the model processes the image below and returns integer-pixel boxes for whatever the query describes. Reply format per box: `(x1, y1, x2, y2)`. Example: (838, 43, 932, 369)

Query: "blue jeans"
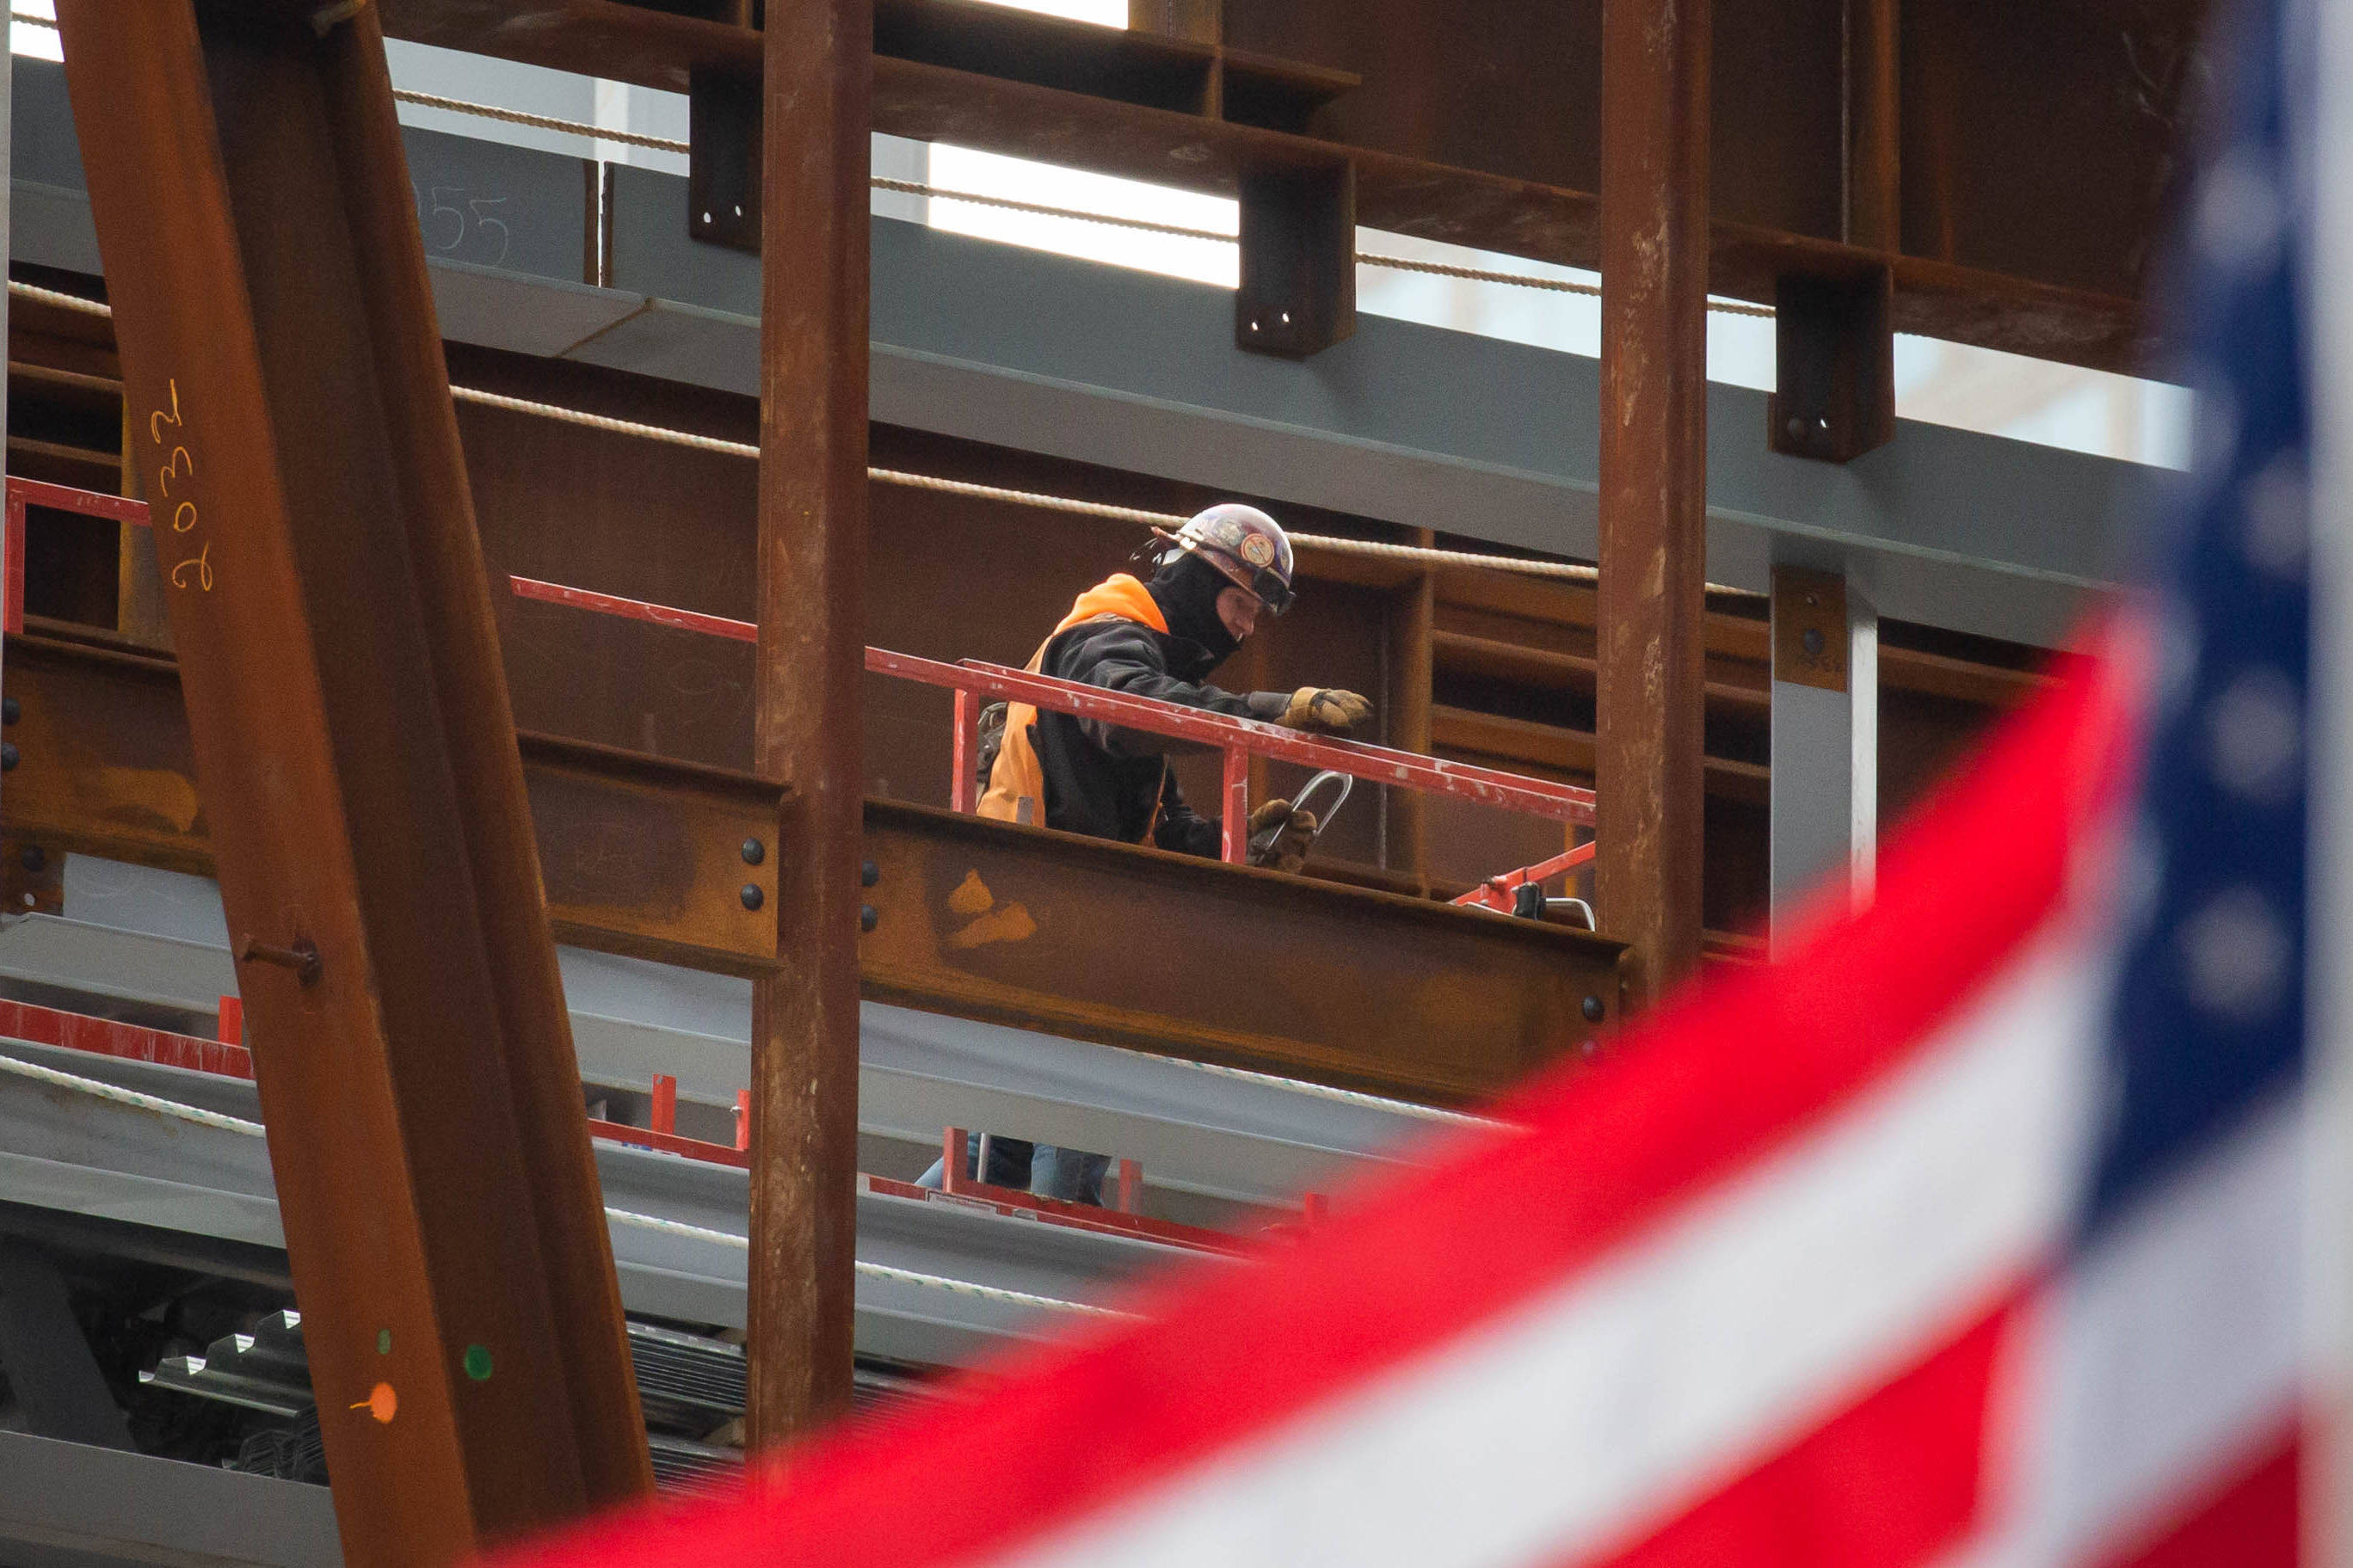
(915, 1137, 1111, 1206)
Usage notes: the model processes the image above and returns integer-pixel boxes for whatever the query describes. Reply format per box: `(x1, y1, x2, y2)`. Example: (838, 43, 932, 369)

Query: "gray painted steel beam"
(0, 1039, 1197, 1367)
(0, 1238, 136, 1449)
(15, 859, 1444, 1207)
(0, 1430, 341, 1568)
(1768, 566, 1878, 948)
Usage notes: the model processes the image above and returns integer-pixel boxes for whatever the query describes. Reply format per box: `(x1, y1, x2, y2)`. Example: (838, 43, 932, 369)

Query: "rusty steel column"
(1595, 0, 1709, 999)
(1843, 0, 1901, 252)
(747, 0, 871, 1448)
(52, 5, 651, 1563)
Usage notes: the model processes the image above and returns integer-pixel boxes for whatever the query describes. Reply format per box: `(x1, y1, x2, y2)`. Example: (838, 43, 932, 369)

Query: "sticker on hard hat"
(1240, 534, 1276, 567)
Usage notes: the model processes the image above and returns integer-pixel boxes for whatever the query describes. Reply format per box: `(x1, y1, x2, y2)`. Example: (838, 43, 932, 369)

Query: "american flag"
(505, 1, 2313, 1563)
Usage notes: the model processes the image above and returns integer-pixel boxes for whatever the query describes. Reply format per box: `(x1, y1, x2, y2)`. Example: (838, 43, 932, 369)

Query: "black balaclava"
(1146, 550, 1241, 667)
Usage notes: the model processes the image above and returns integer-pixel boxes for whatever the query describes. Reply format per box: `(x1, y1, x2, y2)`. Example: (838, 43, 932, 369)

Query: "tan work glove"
(1278, 687, 1373, 733)
(1246, 798, 1320, 872)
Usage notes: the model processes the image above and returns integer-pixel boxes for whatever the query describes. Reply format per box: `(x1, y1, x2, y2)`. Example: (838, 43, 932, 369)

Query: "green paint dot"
(462, 1344, 493, 1381)
(376, 1329, 391, 1356)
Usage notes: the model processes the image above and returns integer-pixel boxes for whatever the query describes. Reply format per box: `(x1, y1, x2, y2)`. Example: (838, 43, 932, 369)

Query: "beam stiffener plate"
(687, 65, 761, 253)
(1236, 160, 1356, 357)
(1768, 267, 1895, 464)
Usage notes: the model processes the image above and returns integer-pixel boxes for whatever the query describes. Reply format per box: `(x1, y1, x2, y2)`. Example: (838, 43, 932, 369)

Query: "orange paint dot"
(348, 1381, 397, 1423)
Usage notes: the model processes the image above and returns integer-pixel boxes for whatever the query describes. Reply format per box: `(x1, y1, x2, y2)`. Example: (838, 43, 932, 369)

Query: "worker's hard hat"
(1154, 503, 1296, 616)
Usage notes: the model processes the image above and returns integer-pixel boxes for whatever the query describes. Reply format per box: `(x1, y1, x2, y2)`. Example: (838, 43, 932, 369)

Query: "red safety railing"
(507, 572, 1598, 876)
(1450, 842, 1598, 913)
(0, 481, 1595, 897)
(4, 477, 152, 634)
(9, 994, 1293, 1256)
(4, 477, 153, 636)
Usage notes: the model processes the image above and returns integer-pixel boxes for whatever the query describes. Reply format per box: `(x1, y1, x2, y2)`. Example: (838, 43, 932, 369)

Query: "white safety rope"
(8, 280, 1632, 587)
(0, 1049, 1129, 1320)
(392, 87, 693, 156)
(601, 1207, 1140, 1320)
(0, 1049, 268, 1135)
(1130, 1048, 1500, 1128)
(451, 384, 761, 459)
(872, 175, 1230, 243)
(9, 277, 109, 318)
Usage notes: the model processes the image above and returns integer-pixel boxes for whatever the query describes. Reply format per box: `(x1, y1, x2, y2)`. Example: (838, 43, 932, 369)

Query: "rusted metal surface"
(1235, 161, 1356, 356)
(861, 799, 1628, 1106)
(0, 634, 214, 878)
(7, 626, 1634, 1104)
(1897, 0, 2202, 298)
(373, 0, 2162, 372)
(748, 0, 872, 1449)
(1770, 567, 1850, 694)
(1781, 0, 1900, 470)
(0, 630, 784, 975)
(50, 12, 652, 1559)
(1768, 265, 1894, 463)
(0, 834, 65, 919)
(1844, 0, 1901, 251)
(524, 735, 785, 974)
(1595, 0, 1710, 1002)
(687, 65, 763, 252)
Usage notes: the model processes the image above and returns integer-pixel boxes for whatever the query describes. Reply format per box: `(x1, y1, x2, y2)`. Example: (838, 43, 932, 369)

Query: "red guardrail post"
(4, 483, 25, 636)
(1219, 745, 1249, 864)
(951, 686, 981, 814)
(650, 1073, 678, 1137)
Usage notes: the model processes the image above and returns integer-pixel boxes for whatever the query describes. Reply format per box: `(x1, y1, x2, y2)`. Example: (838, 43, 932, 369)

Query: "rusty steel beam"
(0, 629, 785, 976)
(1594, 0, 1710, 1003)
(527, 736, 785, 974)
(3, 626, 1624, 1105)
(50, 7, 651, 1561)
(861, 800, 1628, 1106)
(372, 0, 2153, 372)
(747, 0, 872, 1449)
(1843, 0, 1901, 253)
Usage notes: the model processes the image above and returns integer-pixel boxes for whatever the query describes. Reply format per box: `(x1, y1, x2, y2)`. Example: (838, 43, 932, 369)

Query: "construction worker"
(919, 502, 1373, 1206)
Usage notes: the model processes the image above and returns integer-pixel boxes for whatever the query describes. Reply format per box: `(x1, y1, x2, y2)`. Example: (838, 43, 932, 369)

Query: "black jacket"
(1032, 615, 1284, 855)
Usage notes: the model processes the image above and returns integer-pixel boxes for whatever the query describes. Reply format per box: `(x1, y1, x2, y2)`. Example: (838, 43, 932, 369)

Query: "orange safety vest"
(978, 574, 1169, 840)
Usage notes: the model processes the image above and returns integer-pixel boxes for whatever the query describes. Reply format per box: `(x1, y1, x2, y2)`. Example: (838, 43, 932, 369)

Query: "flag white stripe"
(991, 919, 2107, 1568)
(1941, 1096, 2305, 1568)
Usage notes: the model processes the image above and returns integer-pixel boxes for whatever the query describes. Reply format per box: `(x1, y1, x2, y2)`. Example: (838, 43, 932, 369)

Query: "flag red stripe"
(507, 653, 2133, 1568)
(2085, 1417, 2301, 1568)
(1578, 1286, 2027, 1568)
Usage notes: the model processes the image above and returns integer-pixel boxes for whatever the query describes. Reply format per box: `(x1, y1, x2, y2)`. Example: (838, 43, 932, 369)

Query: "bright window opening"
(10, 4, 62, 62)
(970, 0, 1128, 24)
